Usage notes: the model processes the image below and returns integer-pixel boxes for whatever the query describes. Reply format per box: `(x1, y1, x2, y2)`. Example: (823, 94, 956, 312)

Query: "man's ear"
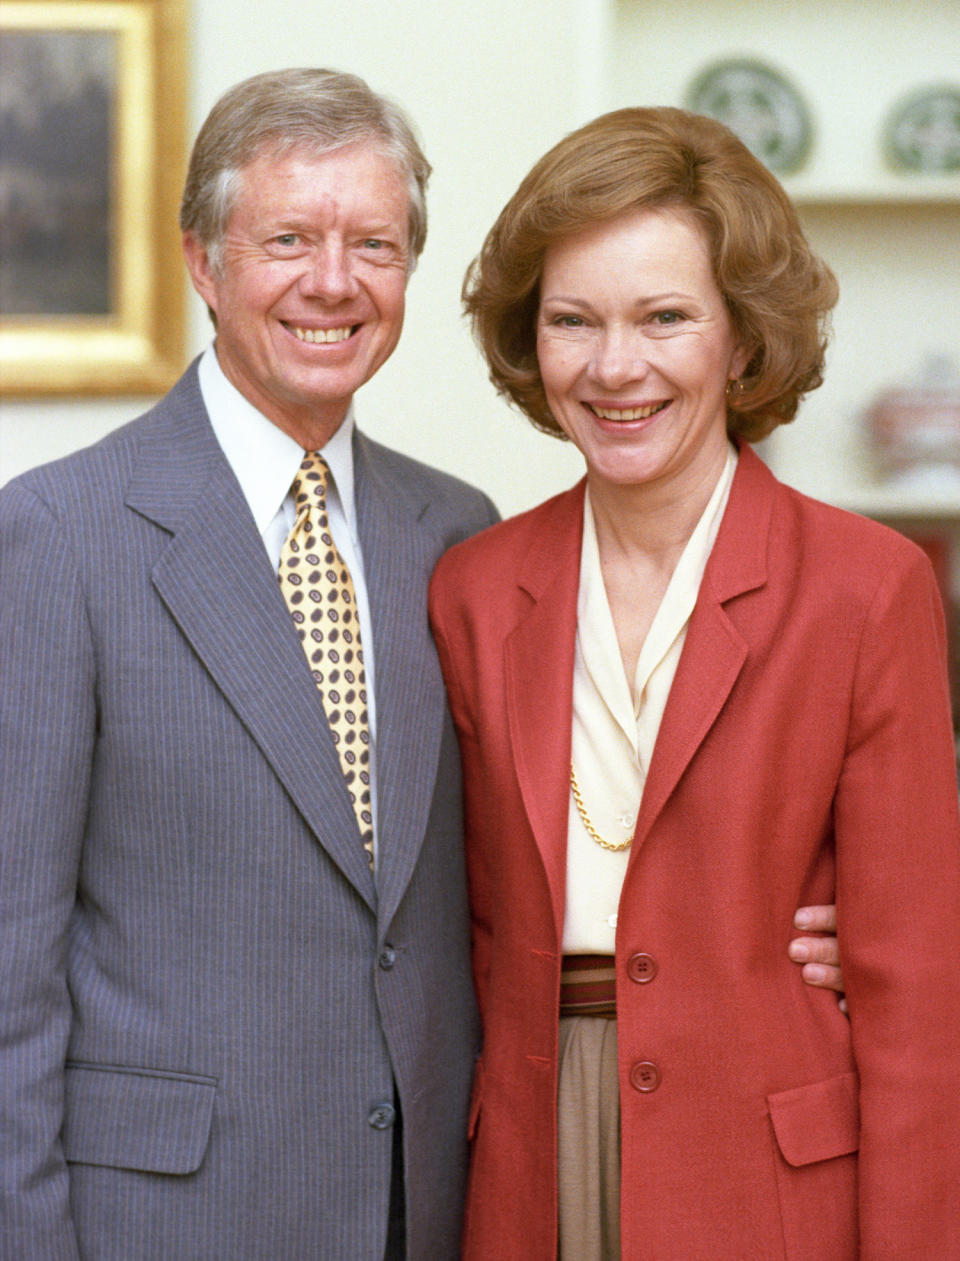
(182, 231, 219, 313)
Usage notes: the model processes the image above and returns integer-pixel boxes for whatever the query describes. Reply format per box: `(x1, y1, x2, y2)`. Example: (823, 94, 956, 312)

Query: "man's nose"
(300, 244, 358, 301)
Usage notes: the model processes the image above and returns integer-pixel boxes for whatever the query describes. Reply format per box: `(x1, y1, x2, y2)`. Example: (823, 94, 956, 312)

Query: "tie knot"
(291, 452, 330, 517)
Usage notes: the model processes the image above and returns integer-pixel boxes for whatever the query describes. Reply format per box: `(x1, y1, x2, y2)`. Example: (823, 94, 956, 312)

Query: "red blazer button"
(629, 1061, 661, 1093)
(626, 952, 658, 983)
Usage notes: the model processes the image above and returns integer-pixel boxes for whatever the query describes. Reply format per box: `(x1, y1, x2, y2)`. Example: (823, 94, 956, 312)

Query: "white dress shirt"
(198, 344, 380, 849)
(562, 446, 738, 954)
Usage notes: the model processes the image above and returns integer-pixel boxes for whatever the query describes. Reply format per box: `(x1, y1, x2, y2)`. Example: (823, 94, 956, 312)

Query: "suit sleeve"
(455, 489, 500, 542)
(430, 492, 500, 1016)
(0, 481, 91, 1260)
(832, 546, 960, 1259)
(428, 560, 495, 1023)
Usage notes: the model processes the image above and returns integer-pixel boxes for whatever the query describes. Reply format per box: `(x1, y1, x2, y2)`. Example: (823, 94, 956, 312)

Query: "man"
(0, 69, 497, 1260)
(0, 68, 841, 1260)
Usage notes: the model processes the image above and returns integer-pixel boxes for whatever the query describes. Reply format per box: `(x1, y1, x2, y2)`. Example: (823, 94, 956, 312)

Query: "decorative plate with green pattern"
(885, 86, 960, 173)
(686, 58, 813, 175)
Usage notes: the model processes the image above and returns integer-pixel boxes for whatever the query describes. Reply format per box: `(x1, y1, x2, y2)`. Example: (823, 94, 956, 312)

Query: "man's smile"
(287, 323, 356, 344)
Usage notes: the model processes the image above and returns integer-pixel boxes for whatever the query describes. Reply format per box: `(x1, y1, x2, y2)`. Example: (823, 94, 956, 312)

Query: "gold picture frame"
(0, 0, 186, 394)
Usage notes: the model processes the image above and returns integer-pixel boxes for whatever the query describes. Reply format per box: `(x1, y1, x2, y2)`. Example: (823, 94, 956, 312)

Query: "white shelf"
(833, 488, 960, 522)
(771, 455, 960, 522)
(789, 178, 960, 207)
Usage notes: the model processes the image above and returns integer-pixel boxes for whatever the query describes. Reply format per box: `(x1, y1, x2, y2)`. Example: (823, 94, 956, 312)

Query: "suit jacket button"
(368, 1103, 396, 1129)
(629, 1061, 661, 1093)
(626, 952, 658, 983)
(378, 946, 397, 970)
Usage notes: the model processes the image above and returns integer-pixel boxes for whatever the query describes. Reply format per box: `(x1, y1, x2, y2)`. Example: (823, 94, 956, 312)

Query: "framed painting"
(0, 0, 186, 394)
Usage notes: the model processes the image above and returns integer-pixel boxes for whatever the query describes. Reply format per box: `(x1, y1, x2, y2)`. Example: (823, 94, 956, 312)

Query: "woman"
(429, 108, 960, 1259)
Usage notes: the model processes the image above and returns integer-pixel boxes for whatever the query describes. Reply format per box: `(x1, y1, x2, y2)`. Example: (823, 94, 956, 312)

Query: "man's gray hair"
(179, 68, 431, 272)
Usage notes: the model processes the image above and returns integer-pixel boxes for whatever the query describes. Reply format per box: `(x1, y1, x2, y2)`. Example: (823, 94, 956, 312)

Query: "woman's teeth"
(590, 401, 667, 421)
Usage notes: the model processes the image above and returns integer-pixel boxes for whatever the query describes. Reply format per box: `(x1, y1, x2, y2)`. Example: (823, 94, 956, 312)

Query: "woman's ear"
(730, 339, 753, 384)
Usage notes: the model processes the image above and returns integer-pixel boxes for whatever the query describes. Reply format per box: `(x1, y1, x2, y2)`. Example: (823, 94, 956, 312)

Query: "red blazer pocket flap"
(768, 1071, 860, 1167)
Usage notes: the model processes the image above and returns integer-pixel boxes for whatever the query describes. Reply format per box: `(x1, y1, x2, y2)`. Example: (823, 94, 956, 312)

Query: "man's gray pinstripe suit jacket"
(0, 362, 498, 1260)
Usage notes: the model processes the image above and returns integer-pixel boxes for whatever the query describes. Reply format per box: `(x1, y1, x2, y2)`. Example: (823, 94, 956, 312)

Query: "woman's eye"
(554, 314, 584, 328)
(653, 310, 684, 325)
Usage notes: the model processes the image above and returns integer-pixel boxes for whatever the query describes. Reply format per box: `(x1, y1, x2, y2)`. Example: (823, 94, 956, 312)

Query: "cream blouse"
(562, 447, 738, 954)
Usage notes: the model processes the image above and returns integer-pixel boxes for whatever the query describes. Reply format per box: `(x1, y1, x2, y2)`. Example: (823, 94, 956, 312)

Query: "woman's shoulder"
(736, 444, 932, 587)
(755, 477, 946, 652)
(775, 477, 932, 581)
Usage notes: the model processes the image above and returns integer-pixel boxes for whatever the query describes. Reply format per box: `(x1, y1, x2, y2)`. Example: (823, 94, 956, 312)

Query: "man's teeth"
(291, 326, 352, 343)
(591, 402, 667, 421)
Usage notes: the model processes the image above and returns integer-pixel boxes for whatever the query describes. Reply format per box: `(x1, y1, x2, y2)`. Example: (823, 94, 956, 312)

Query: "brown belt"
(560, 955, 616, 1018)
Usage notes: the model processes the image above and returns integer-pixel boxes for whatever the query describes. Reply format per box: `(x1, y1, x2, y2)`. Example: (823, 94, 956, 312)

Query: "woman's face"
(536, 206, 748, 499)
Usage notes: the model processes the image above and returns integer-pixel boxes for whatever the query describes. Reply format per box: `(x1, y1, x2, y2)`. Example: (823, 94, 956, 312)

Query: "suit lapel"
(504, 486, 584, 941)
(632, 592, 748, 848)
(124, 369, 377, 906)
(354, 435, 451, 928)
(634, 444, 773, 848)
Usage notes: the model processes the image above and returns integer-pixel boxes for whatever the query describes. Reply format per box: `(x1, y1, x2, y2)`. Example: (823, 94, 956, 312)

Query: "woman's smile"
(587, 400, 672, 423)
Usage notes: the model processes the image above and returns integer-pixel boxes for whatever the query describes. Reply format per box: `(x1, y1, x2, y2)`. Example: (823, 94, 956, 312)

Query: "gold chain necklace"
(569, 762, 633, 852)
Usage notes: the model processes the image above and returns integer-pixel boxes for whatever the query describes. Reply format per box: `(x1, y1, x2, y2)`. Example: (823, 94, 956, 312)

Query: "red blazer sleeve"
(833, 546, 960, 1256)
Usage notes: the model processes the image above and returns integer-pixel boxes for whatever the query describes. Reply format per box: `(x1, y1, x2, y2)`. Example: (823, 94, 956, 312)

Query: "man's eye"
(364, 239, 385, 250)
(274, 234, 299, 247)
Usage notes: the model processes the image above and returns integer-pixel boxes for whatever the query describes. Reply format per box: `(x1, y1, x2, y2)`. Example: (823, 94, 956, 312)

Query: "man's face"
(183, 142, 411, 447)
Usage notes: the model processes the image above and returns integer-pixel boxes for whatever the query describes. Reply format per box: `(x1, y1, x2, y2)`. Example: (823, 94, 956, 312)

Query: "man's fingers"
(798, 962, 844, 992)
(793, 904, 837, 932)
(788, 935, 840, 967)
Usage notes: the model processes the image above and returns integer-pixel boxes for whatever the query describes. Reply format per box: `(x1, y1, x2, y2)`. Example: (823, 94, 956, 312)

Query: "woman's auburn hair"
(462, 106, 839, 442)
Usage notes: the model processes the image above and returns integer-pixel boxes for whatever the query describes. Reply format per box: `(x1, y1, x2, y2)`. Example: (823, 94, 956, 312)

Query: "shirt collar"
(578, 442, 739, 724)
(198, 343, 359, 539)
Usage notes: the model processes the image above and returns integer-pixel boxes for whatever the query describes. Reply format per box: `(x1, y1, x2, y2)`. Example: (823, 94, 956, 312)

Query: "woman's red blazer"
(429, 444, 960, 1261)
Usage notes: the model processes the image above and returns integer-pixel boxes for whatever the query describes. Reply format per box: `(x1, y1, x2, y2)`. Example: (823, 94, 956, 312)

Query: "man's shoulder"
(8, 410, 150, 502)
(435, 480, 583, 573)
(357, 432, 499, 533)
(2, 365, 206, 513)
(427, 481, 583, 634)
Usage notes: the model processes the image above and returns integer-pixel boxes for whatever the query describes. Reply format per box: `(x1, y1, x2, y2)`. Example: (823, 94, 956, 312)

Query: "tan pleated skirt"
(557, 1015, 621, 1260)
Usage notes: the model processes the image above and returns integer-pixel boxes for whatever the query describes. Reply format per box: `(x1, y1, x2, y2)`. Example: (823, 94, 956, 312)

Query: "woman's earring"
(726, 378, 743, 404)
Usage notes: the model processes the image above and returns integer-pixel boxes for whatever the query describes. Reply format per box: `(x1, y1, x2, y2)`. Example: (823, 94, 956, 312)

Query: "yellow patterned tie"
(278, 452, 374, 867)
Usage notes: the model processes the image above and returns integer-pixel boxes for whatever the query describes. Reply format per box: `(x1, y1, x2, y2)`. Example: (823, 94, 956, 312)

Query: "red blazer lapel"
(504, 483, 585, 940)
(635, 445, 774, 848)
